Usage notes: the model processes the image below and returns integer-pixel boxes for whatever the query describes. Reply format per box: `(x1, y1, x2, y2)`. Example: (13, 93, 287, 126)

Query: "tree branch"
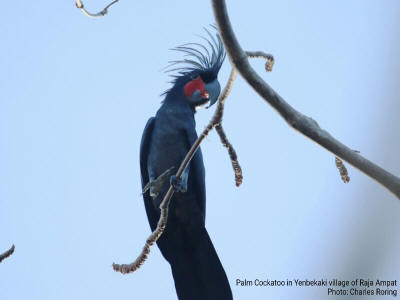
(75, 0, 119, 18)
(0, 244, 15, 263)
(211, 0, 400, 199)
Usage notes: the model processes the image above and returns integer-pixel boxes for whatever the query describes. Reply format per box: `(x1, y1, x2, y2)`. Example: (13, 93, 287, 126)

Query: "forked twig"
(112, 53, 274, 274)
(0, 244, 15, 263)
(75, 0, 119, 18)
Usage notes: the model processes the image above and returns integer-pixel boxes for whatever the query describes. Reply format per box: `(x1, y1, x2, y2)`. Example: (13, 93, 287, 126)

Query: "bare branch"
(112, 66, 238, 274)
(0, 244, 15, 263)
(212, 0, 400, 199)
(75, 0, 119, 18)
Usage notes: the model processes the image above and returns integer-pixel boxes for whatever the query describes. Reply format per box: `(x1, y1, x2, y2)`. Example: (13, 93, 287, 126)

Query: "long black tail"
(142, 189, 232, 299)
(141, 166, 232, 298)
(165, 223, 233, 300)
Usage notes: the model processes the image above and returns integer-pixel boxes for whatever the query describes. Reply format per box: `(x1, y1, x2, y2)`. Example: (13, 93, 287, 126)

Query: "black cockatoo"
(140, 29, 232, 300)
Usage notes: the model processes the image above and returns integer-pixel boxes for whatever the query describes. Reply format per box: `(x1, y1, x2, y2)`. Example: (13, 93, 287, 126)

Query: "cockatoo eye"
(184, 76, 209, 100)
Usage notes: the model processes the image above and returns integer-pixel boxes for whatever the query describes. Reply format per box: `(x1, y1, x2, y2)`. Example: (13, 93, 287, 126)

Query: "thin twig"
(215, 51, 274, 187)
(335, 157, 350, 183)
(212, 0, 400, 199)
(0, 244, 15, 263)
(75, 0, 119, 18)
(112, 66, 238, 274)
(335, 150, 361, 183)
(215, 124, 243, 186)
(246, 51, 275, 72)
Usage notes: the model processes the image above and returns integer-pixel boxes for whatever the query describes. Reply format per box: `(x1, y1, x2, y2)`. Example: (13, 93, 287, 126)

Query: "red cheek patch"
(184, 76, 207, 99)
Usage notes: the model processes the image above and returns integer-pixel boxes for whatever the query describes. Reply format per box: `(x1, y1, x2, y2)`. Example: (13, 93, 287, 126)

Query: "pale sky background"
(1, 1, 400, 299)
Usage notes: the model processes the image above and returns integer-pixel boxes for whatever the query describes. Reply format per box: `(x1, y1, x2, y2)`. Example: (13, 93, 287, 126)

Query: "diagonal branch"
(211, 0, 400, 199)
(0, 244, 15, 263)
(75, 0, 119, 18)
